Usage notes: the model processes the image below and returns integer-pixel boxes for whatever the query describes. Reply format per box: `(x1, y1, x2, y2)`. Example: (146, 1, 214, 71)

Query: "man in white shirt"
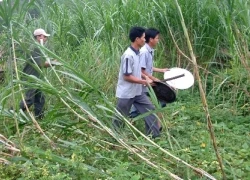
(113, 27, 161, 138)
(130, 28, 168, 126)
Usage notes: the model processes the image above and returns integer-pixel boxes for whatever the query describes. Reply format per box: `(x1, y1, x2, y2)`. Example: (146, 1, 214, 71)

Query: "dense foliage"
(0, 0, 250, 179)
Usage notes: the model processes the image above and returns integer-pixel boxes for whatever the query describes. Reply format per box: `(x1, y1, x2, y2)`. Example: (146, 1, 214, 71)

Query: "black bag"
(152, 81, 176, 103)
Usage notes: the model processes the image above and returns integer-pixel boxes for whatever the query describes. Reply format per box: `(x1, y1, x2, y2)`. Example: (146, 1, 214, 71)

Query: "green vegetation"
(0, 0, 250, 179)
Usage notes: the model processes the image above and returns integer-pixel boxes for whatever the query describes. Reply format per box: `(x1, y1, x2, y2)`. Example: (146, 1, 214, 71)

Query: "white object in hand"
(164, 67, 194, 90)
(40, 39, 44, 46)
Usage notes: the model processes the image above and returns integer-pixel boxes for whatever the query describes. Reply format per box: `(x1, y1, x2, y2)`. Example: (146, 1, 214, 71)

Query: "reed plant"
(0, 0, 250, 179)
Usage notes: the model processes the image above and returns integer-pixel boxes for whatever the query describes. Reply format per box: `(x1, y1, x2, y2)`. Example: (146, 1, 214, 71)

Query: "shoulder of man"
(140, 45, 147, 51)
(125, 47, 135, 54)
(122, 47, 135, 58)
(140, 46, 149, 55)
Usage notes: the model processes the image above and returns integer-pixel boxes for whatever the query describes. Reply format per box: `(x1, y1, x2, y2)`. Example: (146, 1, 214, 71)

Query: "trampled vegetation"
(0, 0, 250, 179)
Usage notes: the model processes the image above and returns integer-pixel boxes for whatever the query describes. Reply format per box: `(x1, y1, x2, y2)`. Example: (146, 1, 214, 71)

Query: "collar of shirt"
(145, 43, 154, 55)
(129, 46, 140, 55)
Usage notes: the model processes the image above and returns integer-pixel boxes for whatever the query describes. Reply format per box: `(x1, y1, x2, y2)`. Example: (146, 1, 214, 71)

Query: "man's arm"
(123, 74, 152, 86)
(140, 52, 161, 81)
(153, 67, 169, 73)
(32, 48, 55, 68)
(44, 59, 59, 68)
(142, 68, 159, 81)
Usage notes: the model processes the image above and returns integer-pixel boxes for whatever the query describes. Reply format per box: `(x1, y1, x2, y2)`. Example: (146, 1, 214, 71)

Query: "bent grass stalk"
(0, 133, 20, 164)
(11, 25, 58, 148)
(9, 23, 20, 140)
(39, 69, 190, 179)
(95, 104, 216, 179)
(166, 17, 247, 103)
(48, 89, 182, 178)
(15, 61, 55, 147)
(174, 0, 226, 179)
(60, 87, 216, 180)
(32, 4, 217, 177)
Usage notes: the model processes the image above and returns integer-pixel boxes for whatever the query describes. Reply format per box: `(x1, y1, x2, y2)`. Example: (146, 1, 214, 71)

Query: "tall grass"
(0, 0, 250, 179)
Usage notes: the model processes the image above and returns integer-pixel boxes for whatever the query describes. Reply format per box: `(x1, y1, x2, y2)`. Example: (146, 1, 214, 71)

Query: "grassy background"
(0, 0, 250, 179)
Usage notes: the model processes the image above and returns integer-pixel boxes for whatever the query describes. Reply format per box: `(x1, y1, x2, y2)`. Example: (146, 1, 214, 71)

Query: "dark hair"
(145, 28, 160, 43)
(129, 26, 145, 42)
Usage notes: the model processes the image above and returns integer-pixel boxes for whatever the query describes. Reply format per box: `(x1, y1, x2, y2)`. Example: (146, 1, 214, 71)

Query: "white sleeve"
(140, 52, 147, 69)
(122, 55, 133, 75)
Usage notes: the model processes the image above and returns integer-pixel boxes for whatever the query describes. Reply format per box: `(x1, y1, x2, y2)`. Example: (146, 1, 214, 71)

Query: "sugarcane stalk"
(174, 0, 226, 179)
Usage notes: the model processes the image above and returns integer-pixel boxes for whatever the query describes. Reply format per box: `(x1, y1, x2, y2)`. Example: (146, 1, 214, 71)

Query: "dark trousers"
(130, 92, 166, 118)
(113, 93, 160, 138)
(20, 89, 45, 119)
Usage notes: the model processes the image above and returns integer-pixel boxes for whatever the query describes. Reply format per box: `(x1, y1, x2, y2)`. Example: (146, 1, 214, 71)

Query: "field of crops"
(0, 0, 250, 179)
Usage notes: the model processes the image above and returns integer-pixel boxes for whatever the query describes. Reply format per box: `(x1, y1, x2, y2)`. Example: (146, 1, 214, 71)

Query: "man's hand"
(153, 77, 160, 82)
(161, 68, 169, 73)
(142, 76, 154, 86)
(145, 76, 153, 84)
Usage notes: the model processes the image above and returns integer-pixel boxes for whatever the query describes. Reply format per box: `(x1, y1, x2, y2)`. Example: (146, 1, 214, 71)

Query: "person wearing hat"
(19, 28, 54, 119)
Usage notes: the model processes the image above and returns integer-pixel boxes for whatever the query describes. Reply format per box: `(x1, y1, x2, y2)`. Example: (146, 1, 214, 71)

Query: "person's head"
(129, 26, 145, 48)
(145, 28, 160, 47)
(33, 28, 50, 44)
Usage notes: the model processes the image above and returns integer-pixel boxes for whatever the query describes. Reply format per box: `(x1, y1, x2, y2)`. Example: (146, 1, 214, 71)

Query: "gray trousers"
(20, 89, 45, 119)
(130, 92, 167, 118)
(113, 93, 160, 138)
